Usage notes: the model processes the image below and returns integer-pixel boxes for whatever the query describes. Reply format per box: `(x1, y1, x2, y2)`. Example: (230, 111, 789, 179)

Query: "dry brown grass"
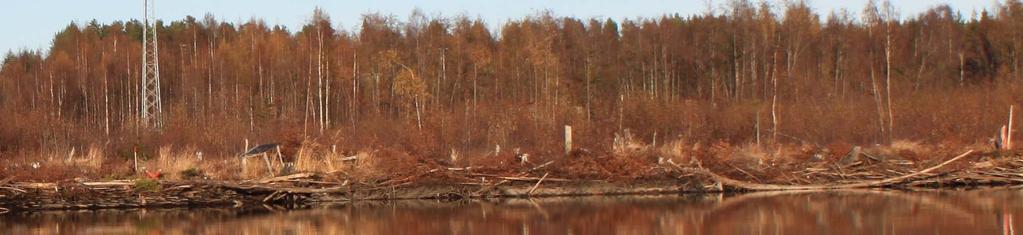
(135, 146, 209, 180)
(656, 138, 705, 166)
(40, 145, 107, 177)
(238, 156, 266, 179)
(293, 141, 326, 173)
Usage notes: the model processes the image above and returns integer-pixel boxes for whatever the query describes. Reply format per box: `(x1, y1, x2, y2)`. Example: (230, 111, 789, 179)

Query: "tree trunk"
(352, 51, 358, 129)
(317, 26, 325, 132)
(771, 48, 779, 141)
(885, 24, 895, 142)
(104, 73, 110, 135)
(585, 56, 592, 122)
(870, 54, 887, 143)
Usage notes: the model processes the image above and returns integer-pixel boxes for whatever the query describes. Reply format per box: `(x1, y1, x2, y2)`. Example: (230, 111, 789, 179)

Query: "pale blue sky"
(0, 0, 1000, 55)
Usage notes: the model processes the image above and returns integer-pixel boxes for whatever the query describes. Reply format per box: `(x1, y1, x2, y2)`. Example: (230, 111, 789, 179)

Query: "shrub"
(133, 179, 161, 192)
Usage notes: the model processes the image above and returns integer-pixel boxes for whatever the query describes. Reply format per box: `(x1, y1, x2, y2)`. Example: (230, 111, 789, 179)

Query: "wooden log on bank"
(256, 173, 315, 184)
(16, 181, 135, 190)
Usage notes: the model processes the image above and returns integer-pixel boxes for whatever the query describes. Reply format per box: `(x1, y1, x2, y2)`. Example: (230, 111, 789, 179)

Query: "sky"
(0, 0, 1002, 56)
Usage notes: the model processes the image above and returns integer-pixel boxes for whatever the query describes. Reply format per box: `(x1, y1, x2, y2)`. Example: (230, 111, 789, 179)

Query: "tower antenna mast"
(141, 0, 163, 128)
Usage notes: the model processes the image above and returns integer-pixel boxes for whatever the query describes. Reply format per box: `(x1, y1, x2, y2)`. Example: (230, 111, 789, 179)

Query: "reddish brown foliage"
(3, 3, 1023, 181)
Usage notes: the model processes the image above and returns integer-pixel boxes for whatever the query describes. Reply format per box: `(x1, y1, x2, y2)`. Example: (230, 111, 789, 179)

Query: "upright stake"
(1001, 125, 1008, 150)
(756, 110, 761, 147)
(242, 139, 251, 176)
(133, 151, 139, 174)
(276, 145, 285, 166)
(564, 125, 572, 155)
(263, 152, 275, 177)
(1009, 105, 1015, 149)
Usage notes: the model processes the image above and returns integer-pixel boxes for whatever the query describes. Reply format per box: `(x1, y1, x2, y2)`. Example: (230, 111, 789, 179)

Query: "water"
(3, 187, 1022, 234)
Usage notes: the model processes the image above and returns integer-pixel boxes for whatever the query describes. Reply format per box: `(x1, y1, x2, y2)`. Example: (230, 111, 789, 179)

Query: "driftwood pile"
(0, 173, 356, 212)
(0, 181, 240, 211)
(4, 149, 1023, 213)
(667, 150, 977, 191)
(0, 160, 638, 213)
(670, 150, 1023, 191)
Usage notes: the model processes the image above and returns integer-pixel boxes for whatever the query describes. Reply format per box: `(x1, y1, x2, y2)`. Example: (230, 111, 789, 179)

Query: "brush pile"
(3, 145, 1023, 213)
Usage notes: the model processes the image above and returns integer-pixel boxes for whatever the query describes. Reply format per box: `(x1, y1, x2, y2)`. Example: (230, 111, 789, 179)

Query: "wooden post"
(263, 152, 275, 177)
(133, 151, 139, 174)
(276, 145, 285, 167)
(276, 145, 288, 175)
(755, 110, 761, 146)
(999, 125, 1008, 150)
(564, 125, 572, 155)
(243, 138, 251, 176)
(327, 145, 336, 171)
(1009, 105, 1015, 149)
(652, 132, 658, 147)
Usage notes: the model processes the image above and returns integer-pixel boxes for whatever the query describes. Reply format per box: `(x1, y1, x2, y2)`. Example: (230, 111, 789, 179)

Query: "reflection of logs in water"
(701, 189, 1013, 235)
(3, 189, 1023, 235)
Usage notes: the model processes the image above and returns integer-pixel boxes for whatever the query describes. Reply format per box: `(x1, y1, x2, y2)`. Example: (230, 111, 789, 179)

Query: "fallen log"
(0, 186, 26, 193)
(527, 172, 550, 195)
(214, 182, 346, 194)
(16, 181, 135, 190)
(463, 173, 571, 182)
(256, 173, 316, 184)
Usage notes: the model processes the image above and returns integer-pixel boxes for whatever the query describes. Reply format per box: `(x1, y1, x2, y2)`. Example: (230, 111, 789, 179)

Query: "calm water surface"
(3, 187, 1022, 234)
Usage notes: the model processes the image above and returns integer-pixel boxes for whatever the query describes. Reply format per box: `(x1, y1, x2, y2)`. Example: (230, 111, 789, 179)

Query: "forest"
(2, 0, 1023, 181)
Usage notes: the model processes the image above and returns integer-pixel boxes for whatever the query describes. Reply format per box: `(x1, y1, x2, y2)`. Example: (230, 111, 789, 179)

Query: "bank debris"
(5, 149, 1023, 213)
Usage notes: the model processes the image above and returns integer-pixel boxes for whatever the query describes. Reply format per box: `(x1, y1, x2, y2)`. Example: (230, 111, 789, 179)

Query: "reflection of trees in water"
(3, 189, 1022, 234)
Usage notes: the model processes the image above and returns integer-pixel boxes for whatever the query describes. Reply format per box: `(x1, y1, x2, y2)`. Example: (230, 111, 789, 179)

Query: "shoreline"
(4, 149, 1021, 213)
(1, 173, 1017, 213)
(0, 179, 697, 212)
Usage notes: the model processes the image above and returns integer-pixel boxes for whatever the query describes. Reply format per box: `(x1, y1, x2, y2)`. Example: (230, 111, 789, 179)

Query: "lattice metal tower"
(141, 0, 163, 128)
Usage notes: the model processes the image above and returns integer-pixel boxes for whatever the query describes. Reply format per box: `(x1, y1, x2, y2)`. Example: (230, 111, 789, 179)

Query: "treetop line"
(1, 1, 1023, 155)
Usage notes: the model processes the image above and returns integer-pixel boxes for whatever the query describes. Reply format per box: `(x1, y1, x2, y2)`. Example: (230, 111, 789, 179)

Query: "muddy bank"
(3, 149, 1022, 213)
(0, 174, 1014, 213)
(0, 176, 1014, 214)
(0, 178, 697, 213)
